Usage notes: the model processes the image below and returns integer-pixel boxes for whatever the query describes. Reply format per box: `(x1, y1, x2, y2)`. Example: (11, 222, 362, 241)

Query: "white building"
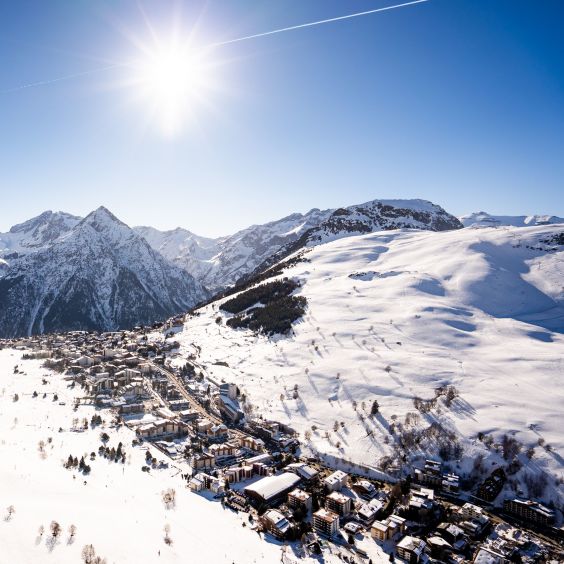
(323, 470, 348, 492)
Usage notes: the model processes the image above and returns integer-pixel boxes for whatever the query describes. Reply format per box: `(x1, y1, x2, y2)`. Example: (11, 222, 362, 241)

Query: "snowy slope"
(138, 199, 462, 292)
(0, 207, 208, 338)
(0, 349, 286, 564)
(174, 224, 564, 505)
(460, 211, 564, 228)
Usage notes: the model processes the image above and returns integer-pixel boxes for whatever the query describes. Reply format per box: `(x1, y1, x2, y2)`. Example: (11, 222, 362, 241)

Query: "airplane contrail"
(1, 0, 428, 94)
(208, 0, 428, 48)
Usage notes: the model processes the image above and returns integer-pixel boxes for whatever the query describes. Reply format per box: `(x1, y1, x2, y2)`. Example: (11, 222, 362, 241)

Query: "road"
(150, 361, 249, 440)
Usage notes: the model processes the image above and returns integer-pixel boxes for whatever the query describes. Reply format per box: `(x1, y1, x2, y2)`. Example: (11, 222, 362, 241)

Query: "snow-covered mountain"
(460, 211, 564, 228)
(0, 207, 208, 338)
(0, 210, 80, 261)
(137, 199, 462, 292)
(170, 223, 564, 506)
(135, 208, 334, 292)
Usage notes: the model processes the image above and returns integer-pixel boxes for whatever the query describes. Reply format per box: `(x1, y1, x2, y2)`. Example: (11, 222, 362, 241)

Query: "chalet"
(371, 515, 406, 541)
(287, 488, 312, 513)
(136, 419, 184, 439)
(196, 419, 213, 434)
(177, 409, 199, 422)
(286, 462, 318, 482)
(188, 453, 216, 472)
(437, 522, 466, 545)
(396, 535, 426, 563)
(86, 373, 111, 394)
(427, 536, 453, 561)
(241, 436, 265, 452)
(188, 474, 205, 492)
(119, 402, 145, 415)
(325, 491, 353, 516)
(260, 509, 291, 540)
(323, 470, 348, 492)
(312, 509, 339, 538)
(209, 443, 237, 458)
(168, 399, 190, 411)
(77, 355, 94, 367)
(224, 465, 253, 484)
(138, 362, 152, 374)
(209, 424, 229, 440)
(353, 479, 377, 499)
(356, 500, 383, 525)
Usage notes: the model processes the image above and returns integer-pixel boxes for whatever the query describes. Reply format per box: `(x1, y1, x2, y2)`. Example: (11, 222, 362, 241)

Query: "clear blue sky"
(0, 0, 562, 236)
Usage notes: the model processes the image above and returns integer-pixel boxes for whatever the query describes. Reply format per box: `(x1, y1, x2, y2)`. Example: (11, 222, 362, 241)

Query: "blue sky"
(0, 0, 563, 236)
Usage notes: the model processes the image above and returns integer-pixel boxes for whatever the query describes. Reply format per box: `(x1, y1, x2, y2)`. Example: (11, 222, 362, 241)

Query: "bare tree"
(5, 505, 15, 521)
(82, 544, 96, 563)
(164, 523, 172, 545)
(68, 524, 77, 542)
(50, 520, 61, 538)
(161, 488, 176, 509)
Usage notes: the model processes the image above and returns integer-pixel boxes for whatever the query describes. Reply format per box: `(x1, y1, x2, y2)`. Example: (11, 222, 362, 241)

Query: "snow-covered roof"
(244, 473, 300, 501)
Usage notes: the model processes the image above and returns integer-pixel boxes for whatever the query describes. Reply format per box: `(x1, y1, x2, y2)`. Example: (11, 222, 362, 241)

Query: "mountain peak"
(9, 210, 80, 234)
(80, 206, 128, 232)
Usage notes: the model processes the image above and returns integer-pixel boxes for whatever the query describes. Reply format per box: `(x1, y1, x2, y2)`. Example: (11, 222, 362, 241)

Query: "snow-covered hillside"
(0, 207, 208, 338)
(460, 211, 564, 228)
(174, 224, 564, 505)
(138, 199, 462, 292)
(0, 348, 284, 563)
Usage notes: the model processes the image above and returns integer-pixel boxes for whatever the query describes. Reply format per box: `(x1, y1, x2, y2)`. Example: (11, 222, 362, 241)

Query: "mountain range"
(0, 207, 207, 337)
(0, 200, 562, 337)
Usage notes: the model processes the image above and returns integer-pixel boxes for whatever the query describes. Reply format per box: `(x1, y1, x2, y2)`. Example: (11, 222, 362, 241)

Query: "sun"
(129, 37, 215, 136)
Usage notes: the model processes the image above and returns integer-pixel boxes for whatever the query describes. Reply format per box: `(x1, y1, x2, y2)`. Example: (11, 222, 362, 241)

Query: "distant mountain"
(0, 207, 208, 338)
(0, 198, 463, 336)
(0, 210, 80, 261)
(137, 199, 462, 292)
(241, 199, 463, 285)
(460, 211, 564, 228)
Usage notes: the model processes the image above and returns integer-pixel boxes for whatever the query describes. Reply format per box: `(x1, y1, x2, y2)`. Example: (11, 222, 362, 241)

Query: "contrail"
(208, 0, 428, 48)
(0, 64, 122, 94)
(1, 0, 428, 94)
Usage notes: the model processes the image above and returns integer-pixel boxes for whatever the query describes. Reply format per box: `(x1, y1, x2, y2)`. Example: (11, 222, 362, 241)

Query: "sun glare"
(130, 38, 215, 136)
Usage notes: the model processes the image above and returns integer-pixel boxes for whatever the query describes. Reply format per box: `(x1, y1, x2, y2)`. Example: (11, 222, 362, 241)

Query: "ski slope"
(177, 224, 564, 506)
